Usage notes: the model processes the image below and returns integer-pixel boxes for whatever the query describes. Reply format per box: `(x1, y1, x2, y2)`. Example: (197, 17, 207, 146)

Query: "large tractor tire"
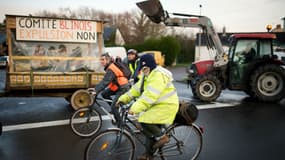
(192, 75, 222, 102)
(70, 89, 94, 110)
(250, 64, 285, 102)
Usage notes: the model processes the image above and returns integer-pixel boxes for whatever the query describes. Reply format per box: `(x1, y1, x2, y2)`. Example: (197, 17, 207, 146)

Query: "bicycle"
(70, 89, 116, 137)
(85, 102, 203, 160)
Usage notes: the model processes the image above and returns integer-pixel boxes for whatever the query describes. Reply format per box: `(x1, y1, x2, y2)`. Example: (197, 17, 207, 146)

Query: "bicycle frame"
(110, 104, 195, 158)
(70, 93, 117, 137)
(85, 99, 203, 160)
(91, 94, 116, 122)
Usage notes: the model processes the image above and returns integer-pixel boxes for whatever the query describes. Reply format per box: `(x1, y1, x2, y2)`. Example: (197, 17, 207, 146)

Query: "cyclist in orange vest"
(94, 53, 130, 124)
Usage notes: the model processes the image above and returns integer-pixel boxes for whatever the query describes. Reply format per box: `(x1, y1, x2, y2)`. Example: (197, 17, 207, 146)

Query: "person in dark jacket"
(127, 49, 140, 83)
(94, 53, 130, 124)
(243, 45, 256, 63)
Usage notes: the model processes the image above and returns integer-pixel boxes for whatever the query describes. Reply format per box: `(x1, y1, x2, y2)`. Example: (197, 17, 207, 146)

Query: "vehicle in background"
(139, 50, 165, 66)
(105, 46, 127, 60)
(0, 56, 7, 68)
(0, 32, 7, 56)
(274, 47, 285, 63)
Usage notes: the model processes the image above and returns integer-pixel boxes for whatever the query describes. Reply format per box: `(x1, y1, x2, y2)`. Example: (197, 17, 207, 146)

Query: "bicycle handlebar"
(87, 88, 96, 96)
(119, 100, 135, 114)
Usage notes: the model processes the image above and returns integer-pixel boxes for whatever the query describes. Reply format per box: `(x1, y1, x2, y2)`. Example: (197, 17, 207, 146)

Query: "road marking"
(197, 102, 238, 110)
(179, 96, 239, 110)
(2, 98, 238, 132)
(3, 115, 111, 132)
(3, 119, 69, 132)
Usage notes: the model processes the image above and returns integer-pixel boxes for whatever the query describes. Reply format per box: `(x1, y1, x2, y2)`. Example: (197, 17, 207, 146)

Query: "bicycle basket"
(174, 101, 199, 125)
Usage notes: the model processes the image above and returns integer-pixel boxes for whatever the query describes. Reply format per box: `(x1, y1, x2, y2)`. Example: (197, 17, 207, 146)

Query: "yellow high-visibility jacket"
(118, 66, 179, 124)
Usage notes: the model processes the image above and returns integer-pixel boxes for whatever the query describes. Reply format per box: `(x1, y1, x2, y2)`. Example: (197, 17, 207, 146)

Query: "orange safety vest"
(108, 63, 129, 91)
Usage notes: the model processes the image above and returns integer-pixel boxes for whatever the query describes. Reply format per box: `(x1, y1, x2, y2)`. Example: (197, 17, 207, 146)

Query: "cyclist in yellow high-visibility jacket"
(117, 54, 179, 160)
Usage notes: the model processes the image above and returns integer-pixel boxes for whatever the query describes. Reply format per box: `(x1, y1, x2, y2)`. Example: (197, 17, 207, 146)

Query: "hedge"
(125, 36, 181, 66)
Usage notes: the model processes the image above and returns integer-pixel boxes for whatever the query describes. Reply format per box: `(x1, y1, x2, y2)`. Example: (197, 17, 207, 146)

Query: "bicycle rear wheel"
(85, 129, 135, 160)
(70, 107, 102, 137)
(156, 124, 203, 160)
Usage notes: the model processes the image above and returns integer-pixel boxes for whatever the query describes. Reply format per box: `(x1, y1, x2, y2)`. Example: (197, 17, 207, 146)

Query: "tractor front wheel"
(193, 75, 222, 102)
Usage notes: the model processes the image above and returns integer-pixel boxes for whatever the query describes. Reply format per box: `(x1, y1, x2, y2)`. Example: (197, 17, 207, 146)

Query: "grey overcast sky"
(0, 0, 284, 32)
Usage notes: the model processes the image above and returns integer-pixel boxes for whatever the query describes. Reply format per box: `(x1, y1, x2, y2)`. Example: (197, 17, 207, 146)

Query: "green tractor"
(188, 33, 285, 102)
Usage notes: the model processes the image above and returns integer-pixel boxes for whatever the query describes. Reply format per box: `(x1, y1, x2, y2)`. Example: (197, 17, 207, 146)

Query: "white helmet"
(127, 49, 137, 55)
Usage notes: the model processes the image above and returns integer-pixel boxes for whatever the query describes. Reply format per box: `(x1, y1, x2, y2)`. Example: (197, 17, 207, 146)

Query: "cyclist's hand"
(87, 88, 96, 95)
(128, 110, 134, 115)
(115, 101, 124, 107)
(129, 78, 134, 85)
(87, 88, 95, 92)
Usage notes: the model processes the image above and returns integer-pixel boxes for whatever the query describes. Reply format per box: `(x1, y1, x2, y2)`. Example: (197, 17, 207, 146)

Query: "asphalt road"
(1, 67, 285, 160)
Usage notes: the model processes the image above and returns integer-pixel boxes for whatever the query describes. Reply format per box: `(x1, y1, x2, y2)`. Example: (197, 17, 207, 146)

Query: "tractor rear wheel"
(193, 75, 222, 102)
(250, 64, 285, 102)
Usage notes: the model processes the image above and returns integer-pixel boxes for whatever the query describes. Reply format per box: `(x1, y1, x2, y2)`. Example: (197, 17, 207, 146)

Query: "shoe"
(137, 153, 154, 160)
(153, 135, 170, 149)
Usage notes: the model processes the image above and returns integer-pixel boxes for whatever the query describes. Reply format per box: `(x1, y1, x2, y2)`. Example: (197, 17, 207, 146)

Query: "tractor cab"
(227, 33, 283, 90)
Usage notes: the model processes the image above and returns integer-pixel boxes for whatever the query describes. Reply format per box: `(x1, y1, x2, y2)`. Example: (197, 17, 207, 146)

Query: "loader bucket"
(136, 0, 165, 23)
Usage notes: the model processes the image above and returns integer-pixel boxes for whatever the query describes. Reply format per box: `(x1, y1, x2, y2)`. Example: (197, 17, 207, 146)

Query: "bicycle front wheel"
(157, 124, 203, 160)
(70, 107, 102, 137)
(85, 129, 135, 160)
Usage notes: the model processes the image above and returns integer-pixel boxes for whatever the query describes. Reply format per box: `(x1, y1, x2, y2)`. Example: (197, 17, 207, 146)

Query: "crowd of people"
(1, 48, 179, 160)
(91, 49, 179, 160)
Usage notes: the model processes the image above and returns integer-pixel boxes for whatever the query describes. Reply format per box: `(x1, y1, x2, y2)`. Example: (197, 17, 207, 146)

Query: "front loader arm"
(137, 0, 228, 67)
(164, 14, 227, 67)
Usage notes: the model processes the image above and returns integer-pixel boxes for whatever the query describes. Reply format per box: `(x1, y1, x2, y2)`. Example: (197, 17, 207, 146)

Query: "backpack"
(174, 101, 199, 125)
(114, 61, 132, 79)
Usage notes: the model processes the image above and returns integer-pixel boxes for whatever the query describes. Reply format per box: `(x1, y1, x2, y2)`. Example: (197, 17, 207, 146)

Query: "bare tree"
(35, 10, 60, 18)
(116, 10, 166, 45)
(131, 11, 150, 43)
(114, 11, 134, 44)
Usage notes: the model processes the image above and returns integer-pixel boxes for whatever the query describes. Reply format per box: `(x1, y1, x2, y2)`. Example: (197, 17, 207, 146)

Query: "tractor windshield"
(233, 40, 257, 64)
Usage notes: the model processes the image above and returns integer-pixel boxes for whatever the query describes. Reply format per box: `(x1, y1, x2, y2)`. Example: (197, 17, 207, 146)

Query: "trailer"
(3, 15, 106, 110)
